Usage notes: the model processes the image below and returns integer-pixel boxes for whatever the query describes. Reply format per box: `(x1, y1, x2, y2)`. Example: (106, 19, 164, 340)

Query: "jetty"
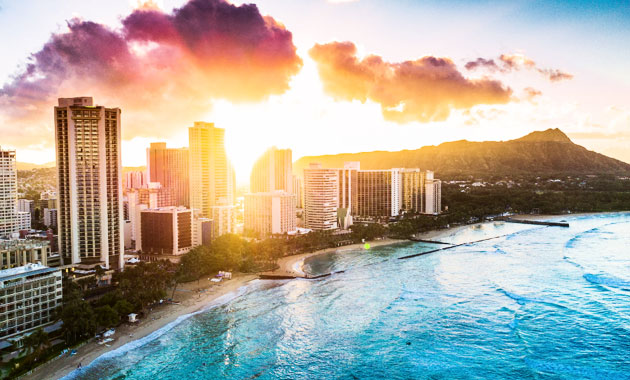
(503, 218, 569, 227)
(408, 238, 451, 245)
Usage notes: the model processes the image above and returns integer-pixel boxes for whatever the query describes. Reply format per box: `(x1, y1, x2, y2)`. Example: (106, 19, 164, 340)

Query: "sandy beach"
(26, 273, 257, 380)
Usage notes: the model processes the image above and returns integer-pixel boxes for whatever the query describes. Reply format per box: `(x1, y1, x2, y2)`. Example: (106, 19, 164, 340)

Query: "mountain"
(294, 128, 630, 178)
(16, 161, 55, 170)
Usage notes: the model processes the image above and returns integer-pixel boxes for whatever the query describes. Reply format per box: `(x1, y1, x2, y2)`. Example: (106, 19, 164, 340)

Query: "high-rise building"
(211, 205, 236, 237)
(244, 192, 296, 236)
(189, 122, 233, 218)
(54, 97, 124, 269)
(0, 263, 62, 339)
(1, 239, 51, 269)
(124, 171, 146, 189)
(147, 142, 190, 207)
(292, 175, 303, 209)
(250, 147, 293, 194)
(138, 207, 193, 262)
(304, 163, 339, 230)
(401, 168, 425, 214)
(192, 217, 214, 247)
(0, 148, 17, 239)
(425, 171, 442, 215)
(355, 169, 402, 217)
(43, 208, 57, 228)
(338, 162, 360, 215)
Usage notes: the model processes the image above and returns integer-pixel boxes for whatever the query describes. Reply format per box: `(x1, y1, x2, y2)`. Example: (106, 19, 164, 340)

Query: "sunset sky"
(0, 0, 628, 182)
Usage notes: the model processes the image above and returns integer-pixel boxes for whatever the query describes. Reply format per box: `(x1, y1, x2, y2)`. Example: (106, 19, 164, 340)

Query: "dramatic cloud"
(465, 53, 573, 82)
(0, 0, 302, 143)
(309, 41, 512, 123)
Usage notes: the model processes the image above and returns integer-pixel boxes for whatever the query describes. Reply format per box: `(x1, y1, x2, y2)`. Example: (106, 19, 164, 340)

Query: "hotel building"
(54, 97, 124, 270)
(124, 171, 146, 189)
(211, 205, 236, 237)
(0, 263, 62, 339)
(189, 122, 235, 220)
(147, 142, 190, 207)
(356, 169, 402, 218)
(304, 164, 339, 230)
(138, 207, 193, 262)
(244, 192, 297, 236)
(292, 175, 303, 209)
(401, 169, 425, 214)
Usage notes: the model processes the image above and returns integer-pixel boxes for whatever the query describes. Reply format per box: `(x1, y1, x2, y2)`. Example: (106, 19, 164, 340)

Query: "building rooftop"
(0, 263, 58, 282)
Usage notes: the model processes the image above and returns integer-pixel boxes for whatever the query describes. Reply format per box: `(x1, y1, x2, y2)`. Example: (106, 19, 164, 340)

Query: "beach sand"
(27, 273, 257, 380)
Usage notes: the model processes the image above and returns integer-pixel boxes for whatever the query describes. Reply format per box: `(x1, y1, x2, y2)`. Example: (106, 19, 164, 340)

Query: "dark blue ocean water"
(64, 213, 630, 379)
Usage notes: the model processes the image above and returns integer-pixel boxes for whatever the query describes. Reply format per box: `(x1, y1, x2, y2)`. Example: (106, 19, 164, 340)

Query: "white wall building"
(244, 192, 296, 236)
(54, 97, 124, 269)
(304, 163, 339, 230)
(0, 149, 18, 239)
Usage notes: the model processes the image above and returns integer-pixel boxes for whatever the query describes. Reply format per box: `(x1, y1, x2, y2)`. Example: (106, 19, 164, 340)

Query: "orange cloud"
(0, 0, 302, 145)
(309, 41, 512, 123)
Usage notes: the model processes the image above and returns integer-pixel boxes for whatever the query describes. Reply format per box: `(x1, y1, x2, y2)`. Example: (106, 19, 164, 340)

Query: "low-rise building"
(138, 207, 193, 262)
(0, 263, 62, 339)
(244, 191, 296, 236)
(0, 239, 51, 269)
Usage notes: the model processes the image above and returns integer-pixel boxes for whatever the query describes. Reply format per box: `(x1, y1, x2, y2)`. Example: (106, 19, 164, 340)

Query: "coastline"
(28, 211, 620, 379)
(27, 273, 257, 380)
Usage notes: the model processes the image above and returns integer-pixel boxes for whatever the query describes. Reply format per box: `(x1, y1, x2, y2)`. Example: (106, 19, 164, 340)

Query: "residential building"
(0, 263, 62, 339)
(189, 122, 234, 218)
(304, 163, 339, 230)
(244, 192, 296, 236)
(146, 142, 189, 207)
(0, 148, 17, 239)
(17, 199, 33, 214)
(192, 217, 214, 247)
(138, 207, 193, 262)
(54, 97, 124, 269)
(0, 239, 51, 269)
(211, 205, 236, 237)
(250, 147, 293, 194)
(15, 211, 30, 231)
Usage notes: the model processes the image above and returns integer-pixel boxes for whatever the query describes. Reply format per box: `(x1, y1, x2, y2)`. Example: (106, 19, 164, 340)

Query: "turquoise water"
(65, 213, 630, 379)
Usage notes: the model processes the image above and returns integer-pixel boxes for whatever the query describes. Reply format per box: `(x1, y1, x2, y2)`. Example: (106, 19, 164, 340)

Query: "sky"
(0, 0, 629, 182)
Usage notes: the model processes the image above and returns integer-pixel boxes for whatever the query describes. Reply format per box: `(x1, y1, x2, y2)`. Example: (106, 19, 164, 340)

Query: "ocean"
(64, 213, 630, 379)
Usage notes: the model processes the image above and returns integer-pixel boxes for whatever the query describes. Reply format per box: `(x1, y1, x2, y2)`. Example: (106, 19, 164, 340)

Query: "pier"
(503, 218, 570, 227)
(408, 238, 452, 245)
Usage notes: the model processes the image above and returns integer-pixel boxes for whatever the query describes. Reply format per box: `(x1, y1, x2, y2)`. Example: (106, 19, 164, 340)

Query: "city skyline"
(0, 0, 629, 182)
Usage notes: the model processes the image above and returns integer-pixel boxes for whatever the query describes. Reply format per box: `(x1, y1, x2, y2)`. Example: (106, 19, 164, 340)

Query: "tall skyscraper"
(304, 163, 339, 230)
(147, 142, 190, 207)
(338, 161, 360, 214)
(250, 147, 293, 194)
(54, 97, 124, 269)
(0, 148, 17, 239)
(401, 168, 425, 214)
(189, 122, 233, 218)
(292, 174, 303, 209)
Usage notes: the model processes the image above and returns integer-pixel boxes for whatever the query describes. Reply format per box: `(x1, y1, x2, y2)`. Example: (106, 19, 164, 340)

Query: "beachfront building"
(244, 192, 296, 236)
(356, 169, 402, 218)
(138, 207, 193, 262)
(0, 263, 62, 339)
(189, 122, 234, 219)
(304, 163, 339, 230)
(54, 97, 124, 270)
(146, 142, 189, 207)
(192, 217, 214, 247)
(401, 169, 425, 214)
(425, 171, 442, 215)
(0, 240, 51, 270)
(0, 149, 18, 239)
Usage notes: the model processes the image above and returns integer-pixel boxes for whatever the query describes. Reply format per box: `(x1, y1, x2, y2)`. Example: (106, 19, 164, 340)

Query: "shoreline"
(27, 274, 257, 380)
(28, 211, 624, 379)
